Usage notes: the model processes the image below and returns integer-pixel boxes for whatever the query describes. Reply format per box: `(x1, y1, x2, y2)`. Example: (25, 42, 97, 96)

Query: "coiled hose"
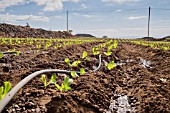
(0, 54, 102, 112)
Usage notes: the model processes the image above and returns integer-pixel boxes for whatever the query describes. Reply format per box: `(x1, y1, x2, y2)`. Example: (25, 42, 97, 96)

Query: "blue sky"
(0, 0, 170, 38)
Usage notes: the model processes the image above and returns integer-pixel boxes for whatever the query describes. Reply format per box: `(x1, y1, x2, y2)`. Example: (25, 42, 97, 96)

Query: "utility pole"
(147, 7, 151, 37)
(67, 11, 69, 31)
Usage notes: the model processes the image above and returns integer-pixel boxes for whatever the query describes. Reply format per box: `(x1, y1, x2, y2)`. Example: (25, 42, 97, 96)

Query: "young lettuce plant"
(55, 76, 73, 91)
(64, 58, 81, 67)
(82, 51, 90, 61)
(113, 40, 118, 49)
(92, 47, 100, 55)
(16, 51, 21, 56)
(105, 60, 116, 70)
(104, 51, 112, 56)
(64, 58, 71, 66)
(41, 74, 73, 92)
(80, 68, 86, 75)
(0, 52, 3, 59)
(0, 81, 12, 100)
(41, 73, 57, 87)
(71, 71, 79, 78)
(71, 60, 81, 67)
(104, 44, 113, 56)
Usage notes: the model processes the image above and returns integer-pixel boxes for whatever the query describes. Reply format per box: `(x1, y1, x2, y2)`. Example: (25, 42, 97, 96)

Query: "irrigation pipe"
(1, 52, 18, 54)
(0, 54, 102, 112)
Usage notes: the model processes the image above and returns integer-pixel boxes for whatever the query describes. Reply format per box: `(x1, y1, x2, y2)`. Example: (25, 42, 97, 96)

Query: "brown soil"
(0, 41, 170, 113)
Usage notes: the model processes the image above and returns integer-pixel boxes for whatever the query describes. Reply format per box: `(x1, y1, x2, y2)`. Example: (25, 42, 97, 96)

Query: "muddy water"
(103, 58, 152, 69)
(139, 58, 152, 68)
(105, 94, 136, 113)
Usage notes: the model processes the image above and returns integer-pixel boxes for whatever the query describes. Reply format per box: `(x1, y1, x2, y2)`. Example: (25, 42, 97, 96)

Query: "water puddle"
(139, 58, 152, 68)
(104, 94, 136, 113)
(103, 58, 153, 69)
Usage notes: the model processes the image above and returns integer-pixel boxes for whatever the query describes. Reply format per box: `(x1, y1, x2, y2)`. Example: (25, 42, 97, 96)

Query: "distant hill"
(140, 36, 170, 42)
(163, 36, 170, 39)
(75, 33, 95, 38)
(0, 23, 73, 38)
(162, 36, 170, 41)
(141, 37, 154, 41)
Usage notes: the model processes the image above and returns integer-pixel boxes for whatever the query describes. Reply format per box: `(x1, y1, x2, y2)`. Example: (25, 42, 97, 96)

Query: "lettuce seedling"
(55, 76, 73, 91)
(16, 51, 20, 56)
(82, 51, 90, 61)
(80, 68, 86, 75)
(82, 51, 88, 59)
(64, 58, 71, 66)
(107, 40, 113, 44)
(41, 74, 48, 87)
(113, 40, 118, 48)
(92, 47, 100, 55)
(106, 60, 116, 70)
(0, 52, 3, 59)
(104, 51, 112, 56)
(64, 58, 81, 67)
(0, 81, 12, 100)
(71, 60, 81, 67)
(71, 71, 79, 78)
(41, 74, 57, 87)
(48, 73, 57, 84)
(160, 46, 169, 50)
(108, 44, 113, 50)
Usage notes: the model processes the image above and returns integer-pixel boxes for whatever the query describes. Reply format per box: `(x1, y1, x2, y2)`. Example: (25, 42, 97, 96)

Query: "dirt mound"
(0, 23, 73, 38)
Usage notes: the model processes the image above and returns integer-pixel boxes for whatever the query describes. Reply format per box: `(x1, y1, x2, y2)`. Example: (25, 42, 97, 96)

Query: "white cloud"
(102, 0, 140, 4)
(0, 0, 28, 11)
(128, 16, 146, 20)
(0, 13, 49, 22)
(159, 20, 170, 22)
(0, 0, 81, 11)
(83, 15, 92, 18)
(80, 4, 87, 9)
(72, 13, 79, 16)
(115, 10, 122, 12)
(54, 15, 65, 19)
(83, 14, 96, 18)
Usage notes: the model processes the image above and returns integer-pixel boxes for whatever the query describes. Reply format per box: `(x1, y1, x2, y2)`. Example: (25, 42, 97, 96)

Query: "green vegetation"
(0, 81, 12, 100)
(55, 76, 73, 91)
(80, 68, 86, 75)
(41, 74, 73, 92)
(106, 60, 116, 70)
(82, 51, 90, 61)
(71, 71, 79, 78)
(130, 40, 170, 50)
(64, 58, 81, 67)
(92, 47, 100, 55)
(41, 73, 57, 87)
(0, 52, 3, 59)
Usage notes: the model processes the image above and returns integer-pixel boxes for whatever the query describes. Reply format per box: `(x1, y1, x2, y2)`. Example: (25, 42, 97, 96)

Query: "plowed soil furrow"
(0, 41, 169, 113)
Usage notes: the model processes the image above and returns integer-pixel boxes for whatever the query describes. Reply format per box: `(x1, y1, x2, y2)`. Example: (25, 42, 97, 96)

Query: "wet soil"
(0, 41, 170, 113)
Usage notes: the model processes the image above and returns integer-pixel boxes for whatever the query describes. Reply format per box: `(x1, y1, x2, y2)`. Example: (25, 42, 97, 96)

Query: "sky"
(0, 0, 170, 38)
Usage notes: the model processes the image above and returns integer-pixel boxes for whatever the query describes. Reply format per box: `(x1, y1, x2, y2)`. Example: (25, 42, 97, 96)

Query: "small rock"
(12, 108, 15, 112)
(93, 105, 99, 109)
(31, 109, 35, 112)
(14, 104, 19, 108)
(99, 108, 104, 112)
(104, 79, 109, 84)
(36, 107, 41, 113)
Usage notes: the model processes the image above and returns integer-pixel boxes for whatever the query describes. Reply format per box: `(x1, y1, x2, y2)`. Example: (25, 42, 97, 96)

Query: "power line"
(152, 8, 170, 11)
(68, 8, 147, 13)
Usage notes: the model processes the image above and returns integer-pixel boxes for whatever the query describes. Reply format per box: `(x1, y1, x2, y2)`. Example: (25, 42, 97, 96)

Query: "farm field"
(0, 38, 170, 113)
